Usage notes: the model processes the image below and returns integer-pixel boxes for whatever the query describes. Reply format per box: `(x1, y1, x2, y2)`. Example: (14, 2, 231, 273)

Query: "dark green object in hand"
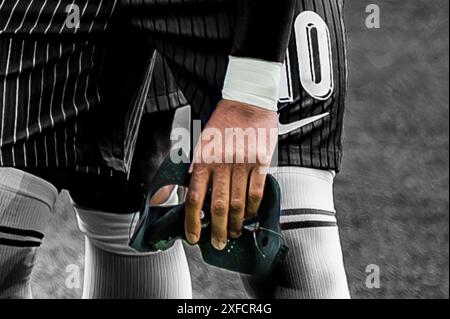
(129, 151, 288, 276)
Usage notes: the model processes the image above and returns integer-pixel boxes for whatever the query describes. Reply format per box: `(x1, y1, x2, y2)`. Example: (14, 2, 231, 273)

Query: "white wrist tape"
(222, 56, 282, 112)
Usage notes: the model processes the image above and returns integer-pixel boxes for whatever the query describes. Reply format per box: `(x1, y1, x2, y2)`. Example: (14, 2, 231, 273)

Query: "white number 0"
(279, 11, 334, 102)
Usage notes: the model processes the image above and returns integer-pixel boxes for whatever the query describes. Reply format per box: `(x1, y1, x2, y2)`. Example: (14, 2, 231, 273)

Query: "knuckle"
(258, 153, 270, 165)
(252, 178, 265, 189)
(212, 200, 228, 216)
(230, 199, 244, 212)
(193, 164, 209, 175)
(248, 190, 263, 203)
(187, 192, 201, 207)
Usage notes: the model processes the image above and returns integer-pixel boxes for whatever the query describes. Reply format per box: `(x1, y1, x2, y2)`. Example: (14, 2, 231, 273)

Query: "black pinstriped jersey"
(0, 0, 124, 175)
(0, 0, 296, 176)
(277, 0, 347, 170)
(144, 0, 347, 171)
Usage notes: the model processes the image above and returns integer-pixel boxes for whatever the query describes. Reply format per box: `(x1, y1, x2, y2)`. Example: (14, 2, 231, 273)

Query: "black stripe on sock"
(281, 221, 337, 230)
(0, 226, 44, 240)
(0, 237, 41, 248)
(281, 209, 335, 217)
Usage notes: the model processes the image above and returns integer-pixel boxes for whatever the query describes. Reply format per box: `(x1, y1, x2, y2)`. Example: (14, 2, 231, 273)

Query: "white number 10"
(279, 11, 334, 102)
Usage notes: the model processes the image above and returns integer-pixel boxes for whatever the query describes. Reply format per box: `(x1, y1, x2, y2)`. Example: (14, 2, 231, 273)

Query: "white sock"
(243, 167, 350, 299)
(0, 168, 58, 299)
(74, 201, 192, 299)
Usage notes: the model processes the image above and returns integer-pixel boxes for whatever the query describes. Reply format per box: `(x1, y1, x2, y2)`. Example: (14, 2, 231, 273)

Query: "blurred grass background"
(31, 0, 449, 299)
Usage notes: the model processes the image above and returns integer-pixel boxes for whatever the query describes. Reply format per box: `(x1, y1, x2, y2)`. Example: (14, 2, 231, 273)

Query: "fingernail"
(211, 238, 227, 250)
(229, 231, 242, 239)
(186, 232, 198, 244)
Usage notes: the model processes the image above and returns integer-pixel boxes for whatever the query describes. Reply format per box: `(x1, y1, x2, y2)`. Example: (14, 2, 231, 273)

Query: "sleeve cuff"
(222, 56, 282, 112)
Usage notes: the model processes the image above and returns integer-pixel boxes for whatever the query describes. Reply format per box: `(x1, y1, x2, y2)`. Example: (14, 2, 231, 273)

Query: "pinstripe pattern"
(1, 0, 345, 177)
(278, 0, 347, 171)
(123, 53, 156, 175)
(133, 0, 346, 171)
(125, 0, 234, 118)
(0, 0, 119, 175)
(145, 52, 188, 114)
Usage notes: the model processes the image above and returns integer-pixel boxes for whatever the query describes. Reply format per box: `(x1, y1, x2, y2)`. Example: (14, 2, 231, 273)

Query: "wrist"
(222, 56, 282, 112)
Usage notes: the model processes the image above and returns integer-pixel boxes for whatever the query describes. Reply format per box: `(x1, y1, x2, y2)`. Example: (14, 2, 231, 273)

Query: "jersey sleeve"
(231, 0, 297, 63)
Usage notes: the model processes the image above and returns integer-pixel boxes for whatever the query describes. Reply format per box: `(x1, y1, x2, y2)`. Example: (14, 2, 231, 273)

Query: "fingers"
(186, 163, 266, 250)
(185, 165, 210, 244)
(246, 167, 267, 219)
(150, 185, 175, 206)
(228, 165, 248, 238)
(210, 165, 231, 250)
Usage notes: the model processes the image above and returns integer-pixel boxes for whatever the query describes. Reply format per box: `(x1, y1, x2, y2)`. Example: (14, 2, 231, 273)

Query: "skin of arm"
(185, 0, 297, 250)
